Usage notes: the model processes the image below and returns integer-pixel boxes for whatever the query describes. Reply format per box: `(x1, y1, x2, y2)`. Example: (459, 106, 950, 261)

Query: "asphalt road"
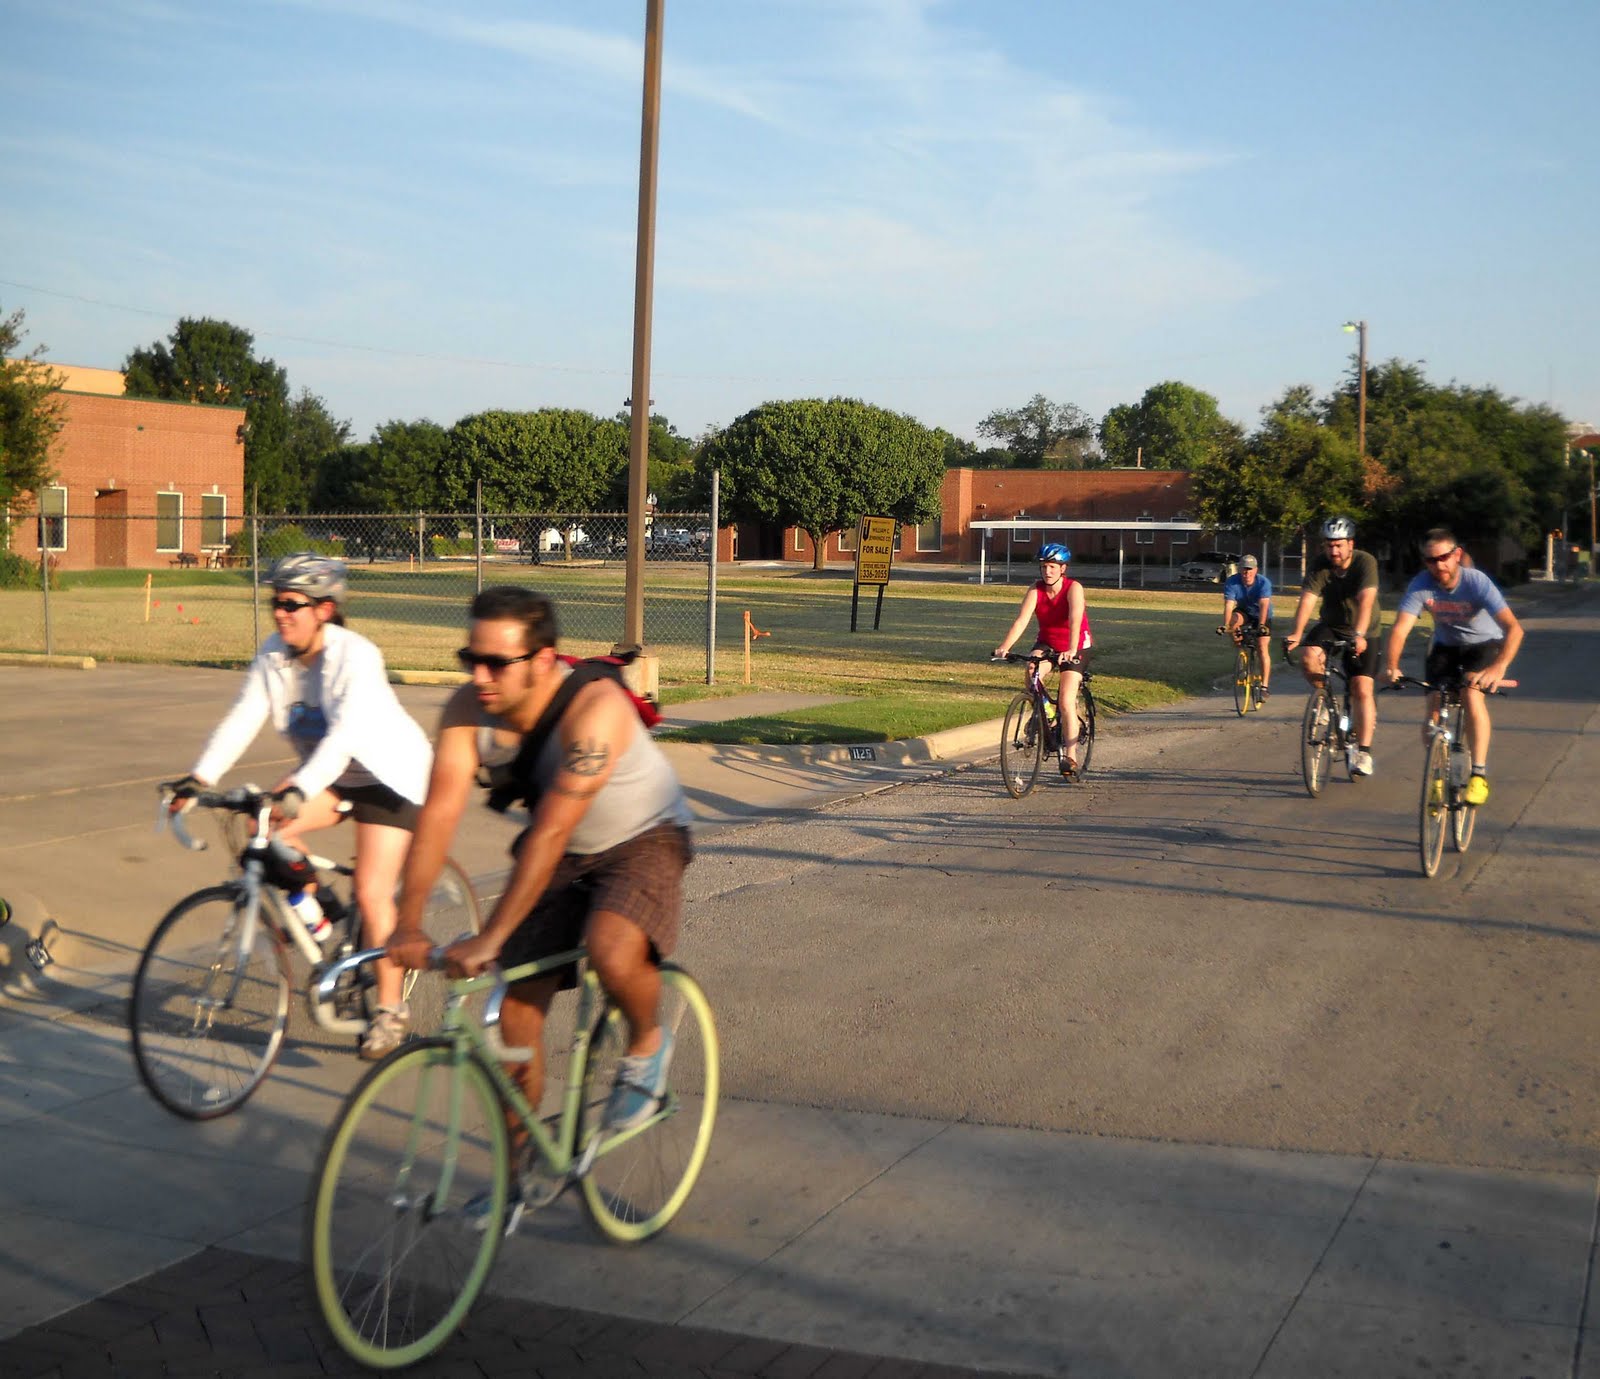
(675, 585, 1599, 1175)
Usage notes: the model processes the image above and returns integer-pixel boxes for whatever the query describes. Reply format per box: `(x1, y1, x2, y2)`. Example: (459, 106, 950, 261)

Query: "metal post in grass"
(706, 468, 719, 684)
(250, 488, 260, 650)
(37, 515, 53, 656)
(475, 480, 484, 594)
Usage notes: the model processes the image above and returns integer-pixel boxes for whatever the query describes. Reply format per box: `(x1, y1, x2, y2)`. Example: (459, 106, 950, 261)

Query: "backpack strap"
(484, 662, 613, 814)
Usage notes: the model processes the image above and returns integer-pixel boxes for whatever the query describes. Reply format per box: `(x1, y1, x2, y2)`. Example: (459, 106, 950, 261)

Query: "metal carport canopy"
(967, 519, 1230, 588)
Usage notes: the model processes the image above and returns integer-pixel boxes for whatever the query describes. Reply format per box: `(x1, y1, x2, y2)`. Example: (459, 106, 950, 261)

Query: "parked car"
(1178, 550, 1241, 584)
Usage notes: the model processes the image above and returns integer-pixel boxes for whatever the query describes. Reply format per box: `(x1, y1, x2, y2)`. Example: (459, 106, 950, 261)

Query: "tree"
(281, 389, 351, 513)
(978, 394, 1097, 468)
(604, 412, 702, 510)
(123, 318, 297, 508)
(699, 397, 943, 570)
(313, 419, 450, 513)
(0, 304, 64, 513)
(1099, 381, 1241, 470)
(443, 409, 628, 513)
(1193, 385, 1361, 544)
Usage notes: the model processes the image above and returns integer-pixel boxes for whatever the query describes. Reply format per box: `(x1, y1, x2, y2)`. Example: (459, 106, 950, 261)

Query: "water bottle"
(1043, 698, 1058, 724)
(288, 888, 332, 945)
(1449, 747, 1470, 789)
(1338, 713, 1350, 736)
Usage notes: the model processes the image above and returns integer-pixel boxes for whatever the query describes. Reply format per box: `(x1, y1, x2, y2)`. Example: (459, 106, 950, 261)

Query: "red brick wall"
(16, 392, 246, 570)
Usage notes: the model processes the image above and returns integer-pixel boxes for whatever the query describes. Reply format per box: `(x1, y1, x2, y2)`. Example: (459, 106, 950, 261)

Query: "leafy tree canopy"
(0, 304, 64, 511)
(1099, 380, 1241, 470)
(978, 394, 1098, 468)
(442, 408, 627, 513)
(699, 397, 943, 570)
(314, 418, 450, 513)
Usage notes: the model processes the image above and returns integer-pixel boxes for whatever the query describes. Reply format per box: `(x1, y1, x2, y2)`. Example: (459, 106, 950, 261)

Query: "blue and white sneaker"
(604, 1031, 674, 1132)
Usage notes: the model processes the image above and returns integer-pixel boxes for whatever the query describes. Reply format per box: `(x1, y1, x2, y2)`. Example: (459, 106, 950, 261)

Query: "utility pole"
(1342, 320, 1368, 460)
(620, 0, 664, 696)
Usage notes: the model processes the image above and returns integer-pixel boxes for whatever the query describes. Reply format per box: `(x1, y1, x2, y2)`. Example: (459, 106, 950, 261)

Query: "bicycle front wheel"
(1232, 649, 1253, 717)
(130, 885, 290, 1119)
(578, 964, 719, 1243)
(307, 1039, 509, 1370)
(999, 692, 1043, 798)
(1074, 685, 1096, 776)
(1248, 644, 1265, 711)
(1300, 691, 1331, 797)
(1419, 736, 1450, 878)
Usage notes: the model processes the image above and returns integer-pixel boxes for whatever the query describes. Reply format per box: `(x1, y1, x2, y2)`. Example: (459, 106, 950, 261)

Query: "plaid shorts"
(500, 822, 692, 987)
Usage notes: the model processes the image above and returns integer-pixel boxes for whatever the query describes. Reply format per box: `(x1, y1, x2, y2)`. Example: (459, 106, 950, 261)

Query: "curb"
(389, 668, 466, 686)
(0, 652, 96, 670)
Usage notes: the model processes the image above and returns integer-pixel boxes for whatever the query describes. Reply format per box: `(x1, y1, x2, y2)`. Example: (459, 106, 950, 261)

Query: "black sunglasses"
(271, 597, 316, 613)
(456, 648, 536, 673)
(1423, 548, 1458, 565)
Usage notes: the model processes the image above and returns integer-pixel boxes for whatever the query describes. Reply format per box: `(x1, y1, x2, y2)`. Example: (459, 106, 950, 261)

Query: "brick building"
(771, 466, 1195, 565)
(12, 367, 246, 571)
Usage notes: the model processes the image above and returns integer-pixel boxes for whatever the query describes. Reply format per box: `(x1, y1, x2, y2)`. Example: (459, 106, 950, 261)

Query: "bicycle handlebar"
(990, 651, 1083, 667)
(1383, 672, 1517, 695)
(1281, 635, 1353, 669)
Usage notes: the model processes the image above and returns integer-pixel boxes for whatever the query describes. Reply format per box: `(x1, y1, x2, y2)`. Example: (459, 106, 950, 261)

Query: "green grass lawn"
(0, 562, 1237, 742)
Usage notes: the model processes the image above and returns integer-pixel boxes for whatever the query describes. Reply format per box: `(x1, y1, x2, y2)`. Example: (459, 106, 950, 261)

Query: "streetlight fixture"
(1342, 320, 1368, 461)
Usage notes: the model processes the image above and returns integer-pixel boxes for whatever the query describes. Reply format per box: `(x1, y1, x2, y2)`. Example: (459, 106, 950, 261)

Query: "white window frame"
(1134, 516, 1155, 546)
(38, 485, 67, 551)
(200, 493, 228, 549)
(1171, 526, 1191, 547)
(837, 525, 857, 553)
(915, 517, 942, 552)
(793, 527, 805, 553)
(156, 490, 183, 552)
(1011, 523, 1032, 545)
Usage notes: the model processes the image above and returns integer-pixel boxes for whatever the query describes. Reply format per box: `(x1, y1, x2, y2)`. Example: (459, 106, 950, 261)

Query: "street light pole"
(621, 0, 664, 688)
(1342, 320, 1367, 459)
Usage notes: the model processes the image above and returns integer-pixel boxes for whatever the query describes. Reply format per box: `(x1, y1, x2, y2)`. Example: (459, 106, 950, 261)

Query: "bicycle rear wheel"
(307, 1039, 509, 1369)
(130, 885, 290, 1119)
(1074, 685, 1096, 776)
(999, 692, 1043, 798)
(1450, 749, 1478, 853)
(1300, 691, 1331, 797)
(1232, 648, 1253, 717)
(1419, 736, 1450, 877)
(578, 964, 719, 1243)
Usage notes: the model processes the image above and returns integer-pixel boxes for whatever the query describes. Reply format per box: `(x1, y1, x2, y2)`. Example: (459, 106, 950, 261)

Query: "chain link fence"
(0, 510, 715, 685)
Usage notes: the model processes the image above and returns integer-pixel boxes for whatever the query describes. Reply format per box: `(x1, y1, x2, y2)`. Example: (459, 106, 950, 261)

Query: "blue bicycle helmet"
(1038, 542, 1072, 563)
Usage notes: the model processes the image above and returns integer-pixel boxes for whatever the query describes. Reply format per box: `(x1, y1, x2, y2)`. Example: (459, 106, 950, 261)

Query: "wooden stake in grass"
(743, 610, 770, 685)
(144, 573, 153, 623)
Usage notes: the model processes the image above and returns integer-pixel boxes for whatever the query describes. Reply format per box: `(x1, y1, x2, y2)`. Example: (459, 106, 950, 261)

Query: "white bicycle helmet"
(264, 552, 348, 604)
(1320, 516, 1356, 541)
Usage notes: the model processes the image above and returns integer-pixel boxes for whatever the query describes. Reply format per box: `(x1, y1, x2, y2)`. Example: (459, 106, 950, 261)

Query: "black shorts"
(329, 781, 419, 831)
(1306, 623, 1380, 679)
(1029, 642, 1091, 671)
(500, 822, 693, 989)
(1425, 641, 1500, 687)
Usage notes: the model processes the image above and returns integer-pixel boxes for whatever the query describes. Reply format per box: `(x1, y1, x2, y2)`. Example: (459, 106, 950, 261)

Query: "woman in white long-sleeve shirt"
(172, 554, 432, 1060)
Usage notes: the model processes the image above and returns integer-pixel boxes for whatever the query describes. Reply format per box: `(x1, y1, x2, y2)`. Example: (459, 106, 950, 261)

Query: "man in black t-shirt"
(1284, 516, 1382, 777)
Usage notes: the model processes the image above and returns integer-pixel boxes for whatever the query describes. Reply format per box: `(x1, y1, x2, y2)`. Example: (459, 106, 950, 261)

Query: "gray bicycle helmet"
(264, 552, 348, 604)
(1320, 516, 1356, 541)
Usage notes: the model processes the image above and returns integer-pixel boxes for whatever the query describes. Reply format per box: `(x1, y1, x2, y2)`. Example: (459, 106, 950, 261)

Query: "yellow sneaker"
(1464, 774, 1489, 806)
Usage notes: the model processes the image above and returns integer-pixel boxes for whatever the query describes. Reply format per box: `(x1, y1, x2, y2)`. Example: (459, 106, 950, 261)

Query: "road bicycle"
(305, 944, 719, 1369)
(991, 651, 1097, 797)
(1386, 671, 1515, 877)
(1218, 622, 1268, 716)
(1283, 637, 1362, 798)
(129, 783, 481, 1119)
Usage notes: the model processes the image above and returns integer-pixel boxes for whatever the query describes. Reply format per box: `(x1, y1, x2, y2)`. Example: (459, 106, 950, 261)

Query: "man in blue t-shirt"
(1382, 526, 1523, 804)
(1221, 555, 1274, 697)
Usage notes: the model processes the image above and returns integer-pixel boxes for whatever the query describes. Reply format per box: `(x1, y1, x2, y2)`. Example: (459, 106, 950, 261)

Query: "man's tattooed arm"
(552, 736, 611, 797)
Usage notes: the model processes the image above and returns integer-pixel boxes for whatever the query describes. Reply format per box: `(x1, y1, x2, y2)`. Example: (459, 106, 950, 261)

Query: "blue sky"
(3, 0, 1596, 445)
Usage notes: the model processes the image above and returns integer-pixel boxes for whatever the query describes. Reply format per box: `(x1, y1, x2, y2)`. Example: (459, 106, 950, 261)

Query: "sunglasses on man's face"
(1423, 548, 1459, 566)
(271, 597, 317, 614)
(456, 648, 536, 673)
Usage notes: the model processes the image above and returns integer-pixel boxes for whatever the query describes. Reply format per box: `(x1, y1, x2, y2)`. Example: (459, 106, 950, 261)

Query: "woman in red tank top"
(993, 543, 1092, 774)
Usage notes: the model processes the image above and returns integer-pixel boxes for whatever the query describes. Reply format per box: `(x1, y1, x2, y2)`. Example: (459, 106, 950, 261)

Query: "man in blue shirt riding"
(1382, 527, 1523, 804)
(1221, 554, 1273, 699)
